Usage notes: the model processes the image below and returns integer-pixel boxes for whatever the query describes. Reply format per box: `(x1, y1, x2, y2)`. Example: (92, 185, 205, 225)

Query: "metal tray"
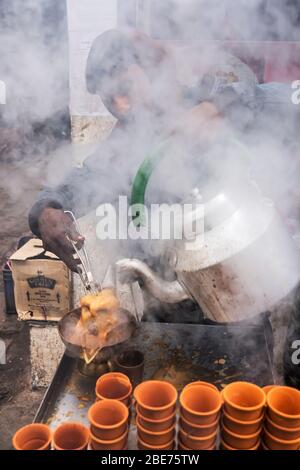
(34, 321, 274, 449)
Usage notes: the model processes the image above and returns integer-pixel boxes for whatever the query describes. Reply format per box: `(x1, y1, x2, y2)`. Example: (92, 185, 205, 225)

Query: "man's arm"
(28, 125, 125, 270)
(28, 163, 94, 238)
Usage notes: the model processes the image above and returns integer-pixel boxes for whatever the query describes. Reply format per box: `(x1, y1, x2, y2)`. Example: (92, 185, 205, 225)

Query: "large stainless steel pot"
(117, 174, 300, 323)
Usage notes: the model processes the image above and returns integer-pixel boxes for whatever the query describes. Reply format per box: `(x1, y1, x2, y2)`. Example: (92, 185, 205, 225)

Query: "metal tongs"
(64, 211, 99, 294)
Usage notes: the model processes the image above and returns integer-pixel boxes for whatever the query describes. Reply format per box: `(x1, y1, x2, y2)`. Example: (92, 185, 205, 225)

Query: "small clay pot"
(179, 428, 217, 450)
(88, 399, 129, 440)
(262, 427, 300, 450)
(114, 349, 144, 388)
(183, 381, 219, 393)
(137, 409, 176, 432)
(220, 438, 261, 451)
(53, 422, 90, 450)
(178, 439, 216, 450)
(265, 414, 300, 441)
(222, 382, 266, 421)
(134, 380, 177, 420)
(90, 429, 128, 450)
(267, 386, 300, 428)
(222, 408, 263, 435)
(137, 437, 175, 451)
(136, 417, 175, 446)
(95, 376, 132, 405)
(179, 414, 219, 437)
(179, 385, 222, 425)
(12, 423, 52, 451)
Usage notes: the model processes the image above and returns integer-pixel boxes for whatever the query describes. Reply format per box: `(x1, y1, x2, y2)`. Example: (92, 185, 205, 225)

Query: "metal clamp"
(64, 211, 99, 293)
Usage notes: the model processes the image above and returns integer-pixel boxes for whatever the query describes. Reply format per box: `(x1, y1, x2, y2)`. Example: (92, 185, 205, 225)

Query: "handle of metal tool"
(64, 210, 96, 292)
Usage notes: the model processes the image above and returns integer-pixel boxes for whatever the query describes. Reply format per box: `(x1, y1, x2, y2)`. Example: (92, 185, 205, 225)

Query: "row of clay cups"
(220, 381, 265, 450)
(13, 422, 90, 451)
(134, 380, 177, 450)
(178, 382, 221, 450)
(262, 385, 300, 450)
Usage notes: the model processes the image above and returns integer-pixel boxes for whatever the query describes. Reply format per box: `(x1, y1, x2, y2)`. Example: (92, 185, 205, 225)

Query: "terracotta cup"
(95, 376, 132, 405)
(222, 408, 263, 435)
(137, 409, 176, 432)
(222, 381, 266, 421)
(267, 386, 300, 428)
(134, 380, 177, 420)
(137, 437, 175, 451)
(90, 429, 129, 450)
(53, 422, 89, 450)
(262, 426, 300, 450)
(183, 381, 219, 393)
(12, 423, 52, 451)
(265, 414, 300, 441)
(220, 438, 261, 451)
(88, 399, 129, 440)
(179, 428, 217, 450)
(178, 439, 216, 451)
(114, 349, 144, 388)
(136, 417, 175, 446)
(97, 372, 131, 384)
(179, 414, 219, 437)
(179, 384, 222, 425)
(221, 422, 261, 450)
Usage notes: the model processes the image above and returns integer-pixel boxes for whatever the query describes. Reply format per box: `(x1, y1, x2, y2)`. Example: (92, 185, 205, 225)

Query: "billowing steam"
(1, 1, 300, 382)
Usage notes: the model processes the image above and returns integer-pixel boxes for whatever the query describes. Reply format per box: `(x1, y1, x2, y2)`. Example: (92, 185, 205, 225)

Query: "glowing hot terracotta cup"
(12, 423, 52, 451)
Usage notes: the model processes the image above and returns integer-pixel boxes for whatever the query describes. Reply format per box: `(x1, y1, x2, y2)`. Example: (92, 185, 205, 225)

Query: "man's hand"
(38, 207, 84, 272)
